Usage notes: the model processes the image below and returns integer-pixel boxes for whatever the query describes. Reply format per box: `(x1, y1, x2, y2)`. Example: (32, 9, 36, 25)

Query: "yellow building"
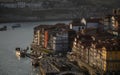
(102, 43, 120, 74)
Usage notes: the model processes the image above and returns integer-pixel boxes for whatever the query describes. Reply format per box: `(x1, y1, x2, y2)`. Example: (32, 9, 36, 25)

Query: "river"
(0, 21, 70, 75)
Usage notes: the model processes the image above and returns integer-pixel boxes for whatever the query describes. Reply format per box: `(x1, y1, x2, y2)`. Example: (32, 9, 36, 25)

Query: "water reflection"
(15, 52, 21, 60)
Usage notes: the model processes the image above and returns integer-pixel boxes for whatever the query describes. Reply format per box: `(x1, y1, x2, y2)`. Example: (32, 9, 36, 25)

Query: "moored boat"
(0, 26, 7, 31)
(15, 47, 21, 56)
(12, 24, 21, 29)
(15, 47, 26, 57)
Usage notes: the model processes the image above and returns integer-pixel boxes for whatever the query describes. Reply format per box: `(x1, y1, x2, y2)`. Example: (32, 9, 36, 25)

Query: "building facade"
(69, 33, 120, 75)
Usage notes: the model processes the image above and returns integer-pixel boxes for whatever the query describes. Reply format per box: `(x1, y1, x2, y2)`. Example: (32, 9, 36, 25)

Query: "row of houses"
(32, 12, 120, 52)
(32, 17, 96, 53)
(67, 9, 120, 75)
(32, 23, 76, 53)
(69, 32, 120, 74)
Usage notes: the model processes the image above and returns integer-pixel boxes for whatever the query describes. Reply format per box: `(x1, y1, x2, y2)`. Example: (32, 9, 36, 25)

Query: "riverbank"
(0, 18, 72, 23)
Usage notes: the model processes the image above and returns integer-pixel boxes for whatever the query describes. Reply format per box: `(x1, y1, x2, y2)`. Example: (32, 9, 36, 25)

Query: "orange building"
(44, 31, 48, 48)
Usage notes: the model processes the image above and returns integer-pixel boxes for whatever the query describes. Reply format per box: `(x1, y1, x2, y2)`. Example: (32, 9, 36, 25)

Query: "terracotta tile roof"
(71, 19, 86, 26)
(95, 39, 120, 51)
(34, 25, 53, 30)
(86, 18, 102, 23)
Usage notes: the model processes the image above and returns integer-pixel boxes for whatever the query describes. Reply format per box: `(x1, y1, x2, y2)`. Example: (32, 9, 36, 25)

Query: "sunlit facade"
(70, 33, 120, 74)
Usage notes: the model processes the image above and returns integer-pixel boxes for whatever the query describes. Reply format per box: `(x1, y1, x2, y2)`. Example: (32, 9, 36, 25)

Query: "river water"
(0, 21, 70, 75)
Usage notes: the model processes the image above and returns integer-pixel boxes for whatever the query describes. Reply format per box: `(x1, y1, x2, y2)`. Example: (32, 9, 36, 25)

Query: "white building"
(0, 2, 43, 8)
(49, 31, 69, 52)
(70, 18, 87, 32)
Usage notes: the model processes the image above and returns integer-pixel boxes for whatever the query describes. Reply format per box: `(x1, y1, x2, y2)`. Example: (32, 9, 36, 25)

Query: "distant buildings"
(0, 2, 43, 8)
(0, 0, 70, 9)
(100, 15, 120, 37)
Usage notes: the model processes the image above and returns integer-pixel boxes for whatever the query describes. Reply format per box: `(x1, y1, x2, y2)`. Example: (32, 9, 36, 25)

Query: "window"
(109, 57, 112, 60)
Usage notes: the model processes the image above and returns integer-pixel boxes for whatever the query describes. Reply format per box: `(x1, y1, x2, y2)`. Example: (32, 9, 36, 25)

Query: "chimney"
(113, 9, 120, 15)
(91, 36, 95, 41)
(70, 23, 73, 29)
(113, 9, 117, 15)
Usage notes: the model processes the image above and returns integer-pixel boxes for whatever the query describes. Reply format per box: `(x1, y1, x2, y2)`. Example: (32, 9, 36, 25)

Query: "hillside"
(0, 0, 119, 22)
(0, 0, 120, 8)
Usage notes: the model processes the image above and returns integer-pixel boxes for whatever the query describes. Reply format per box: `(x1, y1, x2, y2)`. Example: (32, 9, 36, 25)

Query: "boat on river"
(0, 26, 7, 31)
(15, 47, 26, 57)
(12, 24, 21, 29)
